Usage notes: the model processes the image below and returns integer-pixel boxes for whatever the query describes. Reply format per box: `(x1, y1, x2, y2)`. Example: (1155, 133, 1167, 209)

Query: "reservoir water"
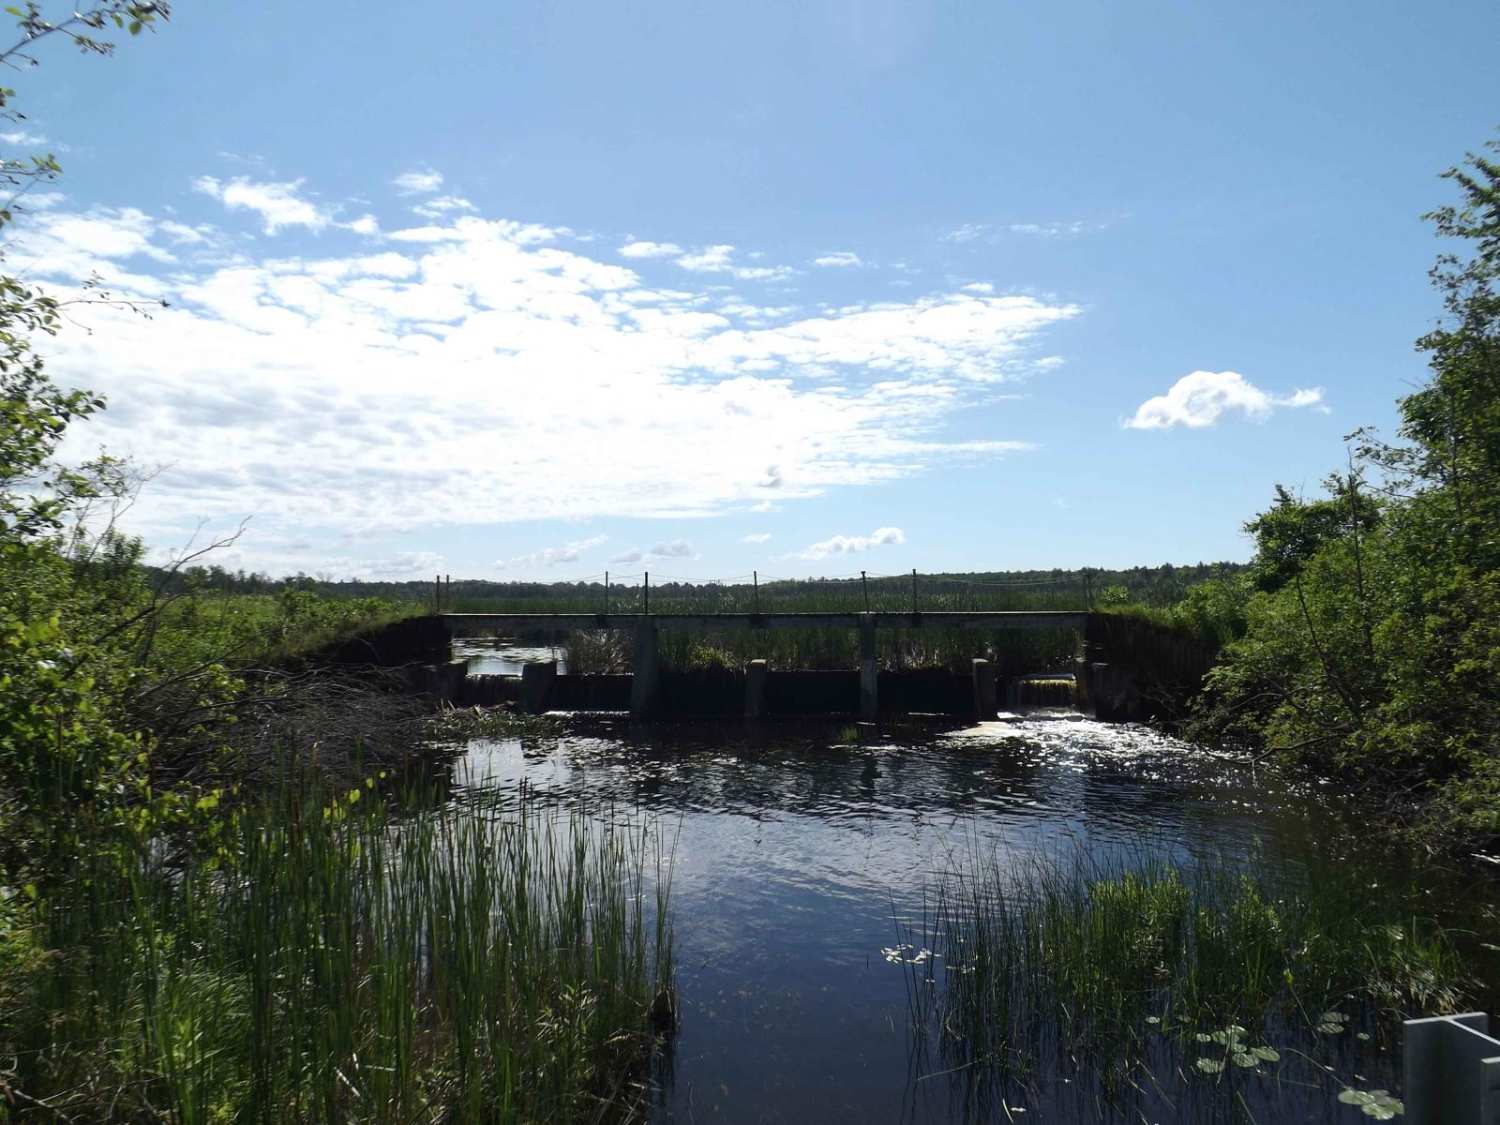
(446, 713, 1497, 1123)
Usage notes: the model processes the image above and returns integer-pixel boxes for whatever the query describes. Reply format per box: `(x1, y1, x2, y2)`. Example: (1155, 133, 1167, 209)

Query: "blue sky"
(13, 0, 1498, 580)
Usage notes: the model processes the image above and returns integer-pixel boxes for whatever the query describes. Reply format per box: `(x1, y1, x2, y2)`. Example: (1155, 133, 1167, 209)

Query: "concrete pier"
(859, 615, 878, 720)
(1403, 1012, 1500, 1123)
(630, 622, 660, 717)
(520, 659, 556, 714)
(972, 658, 996, 720)
(745, 659, 768, 719)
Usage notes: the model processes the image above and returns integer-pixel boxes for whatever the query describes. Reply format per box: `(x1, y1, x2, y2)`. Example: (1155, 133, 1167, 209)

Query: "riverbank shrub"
(1186, 138, 1500, 847)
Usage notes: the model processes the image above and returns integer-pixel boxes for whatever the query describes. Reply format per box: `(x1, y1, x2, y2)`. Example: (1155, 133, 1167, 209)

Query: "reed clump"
(0, 778, 674, 1123)
(902, 850, 1468, 1084)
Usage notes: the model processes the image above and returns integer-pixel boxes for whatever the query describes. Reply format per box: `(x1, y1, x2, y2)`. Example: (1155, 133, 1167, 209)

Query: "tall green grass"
(899, 848, 1468, 1092)
(1, 779, 674, 1123)
(559, 624, 1080, 675)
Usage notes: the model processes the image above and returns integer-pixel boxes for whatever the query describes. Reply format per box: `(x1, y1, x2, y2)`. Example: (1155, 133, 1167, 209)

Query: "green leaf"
(1251, 1046, 1280, 1062)
(1195, 1058, 1224, 1074)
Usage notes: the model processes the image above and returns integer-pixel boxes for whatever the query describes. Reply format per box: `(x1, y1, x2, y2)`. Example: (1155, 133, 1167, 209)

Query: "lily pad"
(1196, 1057, 1225, 1074)
(1338, 1089, 1403, 1119)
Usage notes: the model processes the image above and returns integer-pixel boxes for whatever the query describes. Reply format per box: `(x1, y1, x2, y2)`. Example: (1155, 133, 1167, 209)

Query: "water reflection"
(442, 715, 1489, 1123)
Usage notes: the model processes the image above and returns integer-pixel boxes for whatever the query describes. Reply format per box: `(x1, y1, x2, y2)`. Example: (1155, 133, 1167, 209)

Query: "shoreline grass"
(896, 846, 1469, 1113)
(0, 777, 674, 1123)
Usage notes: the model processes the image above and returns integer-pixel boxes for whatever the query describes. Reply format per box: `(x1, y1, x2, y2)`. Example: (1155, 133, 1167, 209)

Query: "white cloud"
(790, 526, 905, 561)
(24, 185, 1076, 573)
(740, 532, 772, 544)
(1008, 222, 1104, 238)
(1, 129, 48, 145)
(343, 213, 380, 236)
(21, 190, 66, 210)
(193, 175, 330, 234)
(392, 169, 444, 195)
(411, 195, 476, 219)
(961, 282, 994, 294)
(813, 251, 862, 268)
(350, 550, 445, 579)
(619, 240, 683, 259)
(158, 220, 210, 244)
(1125, 370, 1326, 430)
(677, 244, 735, 271)
(676, 243, 794, 281)
(496, 534, 609, 570)
(610, 539, 698, 564)
(31, 207, 174, 262)
(943, 223, 990, 243)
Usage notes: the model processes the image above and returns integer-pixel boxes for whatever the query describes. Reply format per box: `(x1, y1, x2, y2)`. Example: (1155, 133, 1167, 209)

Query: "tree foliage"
(1193, 137, 1500, 843)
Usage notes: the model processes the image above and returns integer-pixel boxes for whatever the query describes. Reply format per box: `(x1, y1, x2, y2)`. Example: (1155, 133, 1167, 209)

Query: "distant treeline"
(162, 561, 1249, 613)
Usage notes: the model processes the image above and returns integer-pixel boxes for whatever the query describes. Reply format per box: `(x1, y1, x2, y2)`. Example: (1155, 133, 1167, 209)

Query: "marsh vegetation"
(0, 774, 674, 1123)
(896, 847, 1469, 1117)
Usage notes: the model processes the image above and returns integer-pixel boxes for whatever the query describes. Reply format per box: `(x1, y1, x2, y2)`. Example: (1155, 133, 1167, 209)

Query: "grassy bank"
(0, 778, 674, 1123)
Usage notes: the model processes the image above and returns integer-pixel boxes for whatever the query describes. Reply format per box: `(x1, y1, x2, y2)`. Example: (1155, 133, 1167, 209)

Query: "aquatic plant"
(898, 848, 1468, 1109)
(0, 778, 674, 1123)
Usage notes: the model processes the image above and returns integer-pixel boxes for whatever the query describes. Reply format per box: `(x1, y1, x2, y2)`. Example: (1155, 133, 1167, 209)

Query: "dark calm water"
(446, 713, 1498, 1124)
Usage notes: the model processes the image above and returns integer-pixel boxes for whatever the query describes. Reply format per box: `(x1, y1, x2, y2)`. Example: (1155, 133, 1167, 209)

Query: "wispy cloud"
(945, 220, 1106, 244)
(813, 251, 862, 268)
(1008, 220, 1101, 237)
(192, 176, 330, 234)
(740, 532, 772, 544)
(411, 195, 475, 219)
(619, 240, 683, 259)
(611, 540, 697, 564)
(496, 534, 609, 570)
(788, 526, 905, 561)
(942, 223, 990, 243)
(676, 243, 794, 281)
(1125, 371, 1326, 430)
(22, 183, 1076, 572)
(392, 169, 444, 195)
